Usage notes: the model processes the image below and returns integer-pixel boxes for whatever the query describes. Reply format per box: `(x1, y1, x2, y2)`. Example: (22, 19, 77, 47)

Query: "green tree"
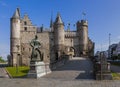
(118, 54, 120, 60)
(111, 55, 118, 60)
(0, 56, 5, 63)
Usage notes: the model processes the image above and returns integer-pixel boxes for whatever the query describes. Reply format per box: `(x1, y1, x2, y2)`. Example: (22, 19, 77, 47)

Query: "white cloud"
(0, 44, 10, 60)
(0, 1, 8, 7)
(95, 35, 120, 53)
(1, 15, 6, 19)
(117, 36, 120, 39)
(95, 43, 109, 52)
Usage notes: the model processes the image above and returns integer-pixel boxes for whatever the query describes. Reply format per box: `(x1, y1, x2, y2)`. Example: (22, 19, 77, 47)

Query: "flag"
(82, 12, 86, 16)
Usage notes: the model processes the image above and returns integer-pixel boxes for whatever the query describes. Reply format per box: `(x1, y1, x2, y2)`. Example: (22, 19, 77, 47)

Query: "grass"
(111, 62, 120, 66)
(112, 72, 120, 80)
(6, 66, 29, 78)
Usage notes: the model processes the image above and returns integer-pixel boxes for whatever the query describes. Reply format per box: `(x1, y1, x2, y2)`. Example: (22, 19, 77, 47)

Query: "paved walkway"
(43, 57, 94, 80)
(0, 64, 9, 78)
(0, 78, 120, 87)
(1, 58, 120, 87)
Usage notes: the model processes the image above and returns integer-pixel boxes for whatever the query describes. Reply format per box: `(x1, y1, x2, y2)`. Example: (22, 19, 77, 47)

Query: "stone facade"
(10, 8, 94, 66)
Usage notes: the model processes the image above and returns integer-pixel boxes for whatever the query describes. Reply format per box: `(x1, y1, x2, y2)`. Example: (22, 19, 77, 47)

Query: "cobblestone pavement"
(0, 64, 9, 78)
(1, 58, 120, 87)
(43, 57, 94, 80)
(1, 78, 120, 87)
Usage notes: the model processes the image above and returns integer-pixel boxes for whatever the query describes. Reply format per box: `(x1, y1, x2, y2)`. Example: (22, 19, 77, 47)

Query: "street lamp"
(16, 45, 20, 74)
(100, 52, 103, 80)
(109, 33, 111, 58)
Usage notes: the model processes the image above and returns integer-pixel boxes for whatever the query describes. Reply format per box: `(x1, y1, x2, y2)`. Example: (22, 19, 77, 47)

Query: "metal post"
(16, 64, 18, 74)
(16, 45, 19, 74)
(109, 33, 111, 58)
(101, 44, 102, 51)
(16, 45, 20, 66)
(100, 52, 102, 80)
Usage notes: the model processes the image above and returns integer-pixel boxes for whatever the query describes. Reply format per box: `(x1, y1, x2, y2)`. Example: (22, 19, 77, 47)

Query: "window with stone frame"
(24, 21, 27, 25)
(24, 27, 27, 31)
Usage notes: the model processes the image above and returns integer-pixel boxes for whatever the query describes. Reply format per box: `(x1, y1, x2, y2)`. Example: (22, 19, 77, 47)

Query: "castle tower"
(77, 20, 88, 56)
(54, 13, 64, 59)
(10, 8, 21, 66)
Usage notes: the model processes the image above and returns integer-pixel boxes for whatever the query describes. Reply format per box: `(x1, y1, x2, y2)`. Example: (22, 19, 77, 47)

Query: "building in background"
(108, 44, 117, 58)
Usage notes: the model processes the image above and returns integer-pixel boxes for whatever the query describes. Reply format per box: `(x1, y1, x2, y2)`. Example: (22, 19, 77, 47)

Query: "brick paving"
(0, 57, 120, 87)
(43, 57, 94, 80)
(0, 78, 120, 87)
(0, 63, 9, 78)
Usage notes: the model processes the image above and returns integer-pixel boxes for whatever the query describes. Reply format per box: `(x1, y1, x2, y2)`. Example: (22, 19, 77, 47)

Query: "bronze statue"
(30, 35, 43, 61)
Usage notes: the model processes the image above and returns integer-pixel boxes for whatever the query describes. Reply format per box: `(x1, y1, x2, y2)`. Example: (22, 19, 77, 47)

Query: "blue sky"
(0, 0, 120, 59)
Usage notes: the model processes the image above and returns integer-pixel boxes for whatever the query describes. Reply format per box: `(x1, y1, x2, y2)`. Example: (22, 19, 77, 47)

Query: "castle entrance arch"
(68, 47, 75, 57)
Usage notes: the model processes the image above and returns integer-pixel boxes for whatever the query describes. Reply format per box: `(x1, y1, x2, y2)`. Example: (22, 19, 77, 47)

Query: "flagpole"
(82, 11, 86, 20)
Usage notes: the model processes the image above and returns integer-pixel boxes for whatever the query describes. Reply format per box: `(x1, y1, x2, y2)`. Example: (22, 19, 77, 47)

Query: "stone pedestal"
(27, 61, 51, 78)
(95, 62, 112, 80)
(96, 71, 112, 80)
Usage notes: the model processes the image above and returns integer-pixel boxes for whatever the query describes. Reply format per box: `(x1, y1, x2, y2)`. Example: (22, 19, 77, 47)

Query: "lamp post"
(100, 52, 103, 80)
(109, 33, 111, 58)
(16, 45, 20, 74)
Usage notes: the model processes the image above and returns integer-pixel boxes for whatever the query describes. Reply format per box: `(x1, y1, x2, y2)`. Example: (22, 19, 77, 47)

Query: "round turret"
(77, 20, 88, 56)
(10, 8, 21, 66)
(54, 13, 65, 58)
(54, 13, 64, 49)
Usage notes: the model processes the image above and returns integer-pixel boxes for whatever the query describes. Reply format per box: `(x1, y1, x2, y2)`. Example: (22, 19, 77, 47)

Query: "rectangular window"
(24, 21, 27, 25)
(24, 27, 27, 31)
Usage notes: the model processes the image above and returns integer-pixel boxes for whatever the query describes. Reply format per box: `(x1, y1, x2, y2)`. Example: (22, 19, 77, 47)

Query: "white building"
(114, 42, 120, 56)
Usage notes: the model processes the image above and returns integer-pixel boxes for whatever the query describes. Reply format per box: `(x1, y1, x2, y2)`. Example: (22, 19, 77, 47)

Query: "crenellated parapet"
(65, 31, 77, 38)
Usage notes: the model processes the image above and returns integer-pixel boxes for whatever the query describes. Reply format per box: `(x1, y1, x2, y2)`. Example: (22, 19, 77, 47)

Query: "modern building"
(108, 44, 117, 58)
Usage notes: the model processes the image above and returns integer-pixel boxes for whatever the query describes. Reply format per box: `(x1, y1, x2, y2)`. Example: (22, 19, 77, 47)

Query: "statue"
(28, 35, 51, 78)
(30, 35, 43, 61)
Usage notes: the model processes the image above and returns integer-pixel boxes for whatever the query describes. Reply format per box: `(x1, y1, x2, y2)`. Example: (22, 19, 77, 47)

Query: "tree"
(0, 56, 5, 63)
(118, 54, 120, 60)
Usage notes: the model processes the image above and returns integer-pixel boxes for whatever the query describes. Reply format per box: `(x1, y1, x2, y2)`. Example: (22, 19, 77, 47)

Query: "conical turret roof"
(12, 8, 20, 18)
(55, 12, 63, 24)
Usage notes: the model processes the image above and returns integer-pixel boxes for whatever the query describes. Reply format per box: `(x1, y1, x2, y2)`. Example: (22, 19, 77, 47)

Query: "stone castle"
(10, 8, 94, 66)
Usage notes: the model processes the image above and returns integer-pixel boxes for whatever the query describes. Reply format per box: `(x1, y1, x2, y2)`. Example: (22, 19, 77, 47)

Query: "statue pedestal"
(27, 61, 51, 78)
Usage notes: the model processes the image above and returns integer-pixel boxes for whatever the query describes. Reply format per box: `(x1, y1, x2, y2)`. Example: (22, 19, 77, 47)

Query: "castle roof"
(12, 8, 20, 19)
(55, 12, 63, 24)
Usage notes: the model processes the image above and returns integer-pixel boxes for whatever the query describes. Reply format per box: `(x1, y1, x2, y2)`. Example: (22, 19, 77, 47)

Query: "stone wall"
(37, 32, 51, 63)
